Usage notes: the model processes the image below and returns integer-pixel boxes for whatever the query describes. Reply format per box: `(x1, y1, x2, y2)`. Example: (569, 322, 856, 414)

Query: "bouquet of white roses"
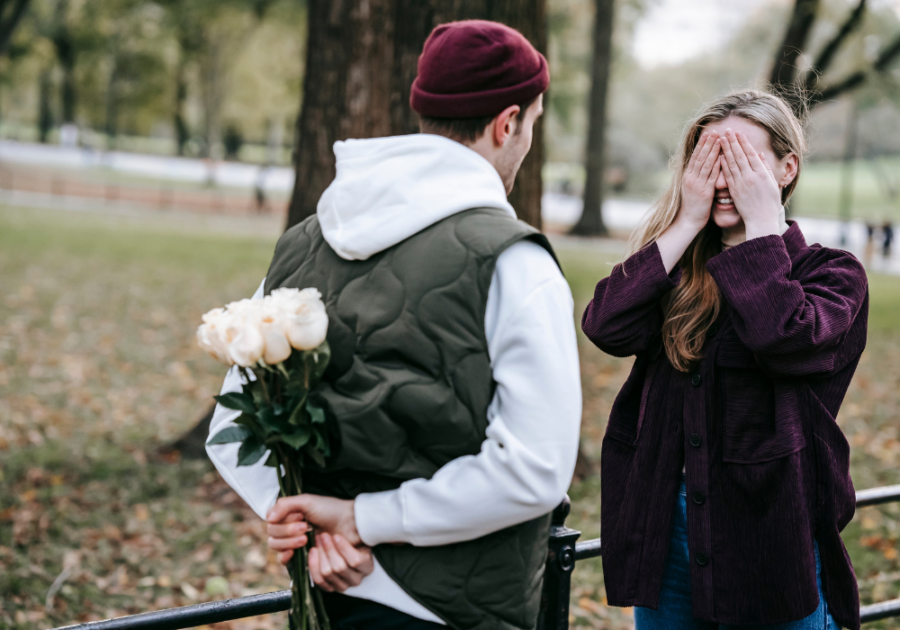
(198, 287, 334, 630)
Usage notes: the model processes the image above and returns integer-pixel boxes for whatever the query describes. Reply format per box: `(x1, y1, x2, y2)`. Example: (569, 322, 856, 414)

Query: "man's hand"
(266, 494, 374, 592)
(267, 494, 361, 546)
(309, 533, 374, 592)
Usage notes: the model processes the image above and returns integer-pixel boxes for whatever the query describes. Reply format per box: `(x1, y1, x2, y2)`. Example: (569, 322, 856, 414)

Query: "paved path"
(543, 193, 900, 276)
(2, 140, 897, 275)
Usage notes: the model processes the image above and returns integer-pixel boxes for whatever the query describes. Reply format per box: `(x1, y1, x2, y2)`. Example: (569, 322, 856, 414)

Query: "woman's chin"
(712, 207, 744, 230)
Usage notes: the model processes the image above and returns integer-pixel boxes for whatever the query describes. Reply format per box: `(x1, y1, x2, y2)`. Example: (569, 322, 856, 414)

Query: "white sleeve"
(354, 241, 582, 546)
(205, 279, 280, 520)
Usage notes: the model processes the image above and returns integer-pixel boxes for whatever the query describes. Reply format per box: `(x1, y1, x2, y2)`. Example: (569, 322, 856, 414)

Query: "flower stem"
(276, 447, 329, 630)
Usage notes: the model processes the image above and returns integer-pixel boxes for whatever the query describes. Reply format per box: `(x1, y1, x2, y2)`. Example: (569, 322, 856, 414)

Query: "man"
(207, 20, 581, 630)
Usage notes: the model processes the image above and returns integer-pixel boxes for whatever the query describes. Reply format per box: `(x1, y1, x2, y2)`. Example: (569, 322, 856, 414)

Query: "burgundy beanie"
(410, 20, 549, 119)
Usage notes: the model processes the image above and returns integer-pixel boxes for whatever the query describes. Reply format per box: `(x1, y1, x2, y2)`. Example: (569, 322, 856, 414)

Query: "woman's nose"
(715, 168, 727, 190)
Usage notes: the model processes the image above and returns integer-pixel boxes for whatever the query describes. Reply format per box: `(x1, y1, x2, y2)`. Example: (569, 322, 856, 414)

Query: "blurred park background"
(2, 0, 900, 628)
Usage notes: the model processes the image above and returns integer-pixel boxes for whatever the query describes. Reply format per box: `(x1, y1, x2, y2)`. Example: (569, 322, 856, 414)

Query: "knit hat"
(410, 20, 549, 119)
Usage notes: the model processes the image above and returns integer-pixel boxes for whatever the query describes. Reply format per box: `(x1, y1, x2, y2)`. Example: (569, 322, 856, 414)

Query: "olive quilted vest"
(264, 208, 558, 630)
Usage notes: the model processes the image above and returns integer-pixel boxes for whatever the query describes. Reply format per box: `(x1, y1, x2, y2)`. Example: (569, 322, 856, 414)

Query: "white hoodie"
(206, 134, 582, 623)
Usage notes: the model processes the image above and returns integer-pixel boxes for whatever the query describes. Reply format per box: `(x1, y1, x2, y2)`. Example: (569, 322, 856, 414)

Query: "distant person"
(254, 165, 270, 214)
(864, 221, 877, 266)
(582, 90, 867, 630)
(883, 220, 894, 258)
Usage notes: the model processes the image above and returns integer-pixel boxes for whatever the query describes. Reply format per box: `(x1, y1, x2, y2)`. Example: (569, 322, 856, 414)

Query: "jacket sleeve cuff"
(631, 241, 681, 292)
(706, 235, 791, 299)
(355, 490, 408, 546)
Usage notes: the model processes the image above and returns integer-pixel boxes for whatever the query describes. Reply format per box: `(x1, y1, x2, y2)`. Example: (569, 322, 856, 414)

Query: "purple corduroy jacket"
(581, 222, 868, 629)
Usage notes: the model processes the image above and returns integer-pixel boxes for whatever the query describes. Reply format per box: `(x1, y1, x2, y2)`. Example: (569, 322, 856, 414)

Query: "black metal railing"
(55, 483, 900, 630)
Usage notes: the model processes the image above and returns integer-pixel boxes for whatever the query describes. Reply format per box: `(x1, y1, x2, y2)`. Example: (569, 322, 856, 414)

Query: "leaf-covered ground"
(1, 205, 899, 630)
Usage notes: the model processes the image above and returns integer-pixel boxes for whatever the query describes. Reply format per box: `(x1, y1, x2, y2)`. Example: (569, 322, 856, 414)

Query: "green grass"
(1, 204, 898, 630)
(791, 158, 900, 223)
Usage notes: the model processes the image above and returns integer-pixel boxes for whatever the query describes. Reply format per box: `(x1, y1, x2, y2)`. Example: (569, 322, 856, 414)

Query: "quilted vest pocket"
(717, 341, 806, 463)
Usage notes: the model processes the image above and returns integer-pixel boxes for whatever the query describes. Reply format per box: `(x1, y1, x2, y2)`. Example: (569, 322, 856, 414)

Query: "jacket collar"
(782, 220, 808, 263)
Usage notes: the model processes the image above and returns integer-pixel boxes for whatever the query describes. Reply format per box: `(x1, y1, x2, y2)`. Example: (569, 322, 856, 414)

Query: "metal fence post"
(537, 496, 581, 630)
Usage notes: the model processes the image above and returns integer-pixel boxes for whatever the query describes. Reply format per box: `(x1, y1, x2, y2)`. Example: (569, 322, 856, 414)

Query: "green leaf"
(237, 438, 268, 467)
(287, 397, 308, 427)
(207, 425, 252, 445)
(256, 406, 284, 435)
(281, 426, 312, 450)
(304, 341, 331, 383)
(305, 444, 326, 468)
(214, 392, 257, 414)
(307, 401, 326, 424)
(264, 452, 279, 468)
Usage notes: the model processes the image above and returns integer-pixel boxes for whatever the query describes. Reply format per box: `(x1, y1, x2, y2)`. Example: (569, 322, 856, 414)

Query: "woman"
(582, 90, 867, 630)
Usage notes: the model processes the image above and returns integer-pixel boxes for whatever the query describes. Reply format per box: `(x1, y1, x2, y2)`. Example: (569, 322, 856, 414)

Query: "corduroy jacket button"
(693, 492, 705, 505)
(696, 552, 709, 566)
(691, 373, 702, 387)
(690, 433, 701, 447)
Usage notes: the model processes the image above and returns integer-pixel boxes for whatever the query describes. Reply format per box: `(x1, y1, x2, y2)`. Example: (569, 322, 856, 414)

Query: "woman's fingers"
(720, 131, 742, 176)
(725, 129, 753, 174)
(686, 132, 709, 174)
(759, 151, 778, 184)
(736, 131, 765, 173)
(697, 137, 721, 181)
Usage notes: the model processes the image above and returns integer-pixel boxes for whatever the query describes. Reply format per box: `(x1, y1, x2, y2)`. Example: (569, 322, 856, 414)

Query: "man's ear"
(491, 105, 521, 148)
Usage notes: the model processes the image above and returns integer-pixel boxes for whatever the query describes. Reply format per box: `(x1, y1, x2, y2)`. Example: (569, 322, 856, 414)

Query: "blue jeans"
(635, 479, 840, 630)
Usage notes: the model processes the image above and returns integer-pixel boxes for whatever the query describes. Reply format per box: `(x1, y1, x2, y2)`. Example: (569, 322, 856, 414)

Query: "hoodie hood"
(317, 134, 516, 261)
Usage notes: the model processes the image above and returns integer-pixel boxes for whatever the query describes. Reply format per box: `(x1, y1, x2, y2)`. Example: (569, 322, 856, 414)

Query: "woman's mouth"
(715, 195, 734, 207)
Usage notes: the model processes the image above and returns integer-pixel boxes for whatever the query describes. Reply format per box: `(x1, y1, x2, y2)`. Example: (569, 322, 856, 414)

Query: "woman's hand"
(677, 131, 722, 232)
(719, 128, 782, 240)
(655, 131, 722, 273)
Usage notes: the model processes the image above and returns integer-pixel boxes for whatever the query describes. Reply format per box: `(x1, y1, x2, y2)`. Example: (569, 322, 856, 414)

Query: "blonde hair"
(629, 89, 807, 372)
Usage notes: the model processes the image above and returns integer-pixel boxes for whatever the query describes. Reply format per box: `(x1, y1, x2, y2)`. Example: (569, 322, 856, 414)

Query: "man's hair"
(418, 95, 538, 144)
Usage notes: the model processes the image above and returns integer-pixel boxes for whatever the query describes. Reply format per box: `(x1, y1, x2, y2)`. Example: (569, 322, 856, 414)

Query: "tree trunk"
(0, 0, 29, 57)
(570, 0, 613, 237)
(38, 68, 52, 143)
(286, 0, 547, 231)
(174, 54, 190, 156)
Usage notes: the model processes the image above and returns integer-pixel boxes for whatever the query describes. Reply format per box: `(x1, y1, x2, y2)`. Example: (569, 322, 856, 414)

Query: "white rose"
(285, 299, 329, 350)
(259, 308, 292, 365)
(270, 287, 321, 311)
(197, 308, 234, 365)
(228, 319, 266, 367)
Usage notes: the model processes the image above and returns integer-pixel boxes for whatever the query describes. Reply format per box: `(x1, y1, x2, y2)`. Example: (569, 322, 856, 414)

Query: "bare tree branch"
(0, 0, 30, 57)
(802, 0, 867, 92)
(813, 33, 900, 106)
(770, 0, 820, 90)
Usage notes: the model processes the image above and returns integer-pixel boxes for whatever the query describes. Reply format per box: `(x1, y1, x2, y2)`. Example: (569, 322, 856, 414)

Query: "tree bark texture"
(286, 0, 547, 231)
(570, 0, 613, 237)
